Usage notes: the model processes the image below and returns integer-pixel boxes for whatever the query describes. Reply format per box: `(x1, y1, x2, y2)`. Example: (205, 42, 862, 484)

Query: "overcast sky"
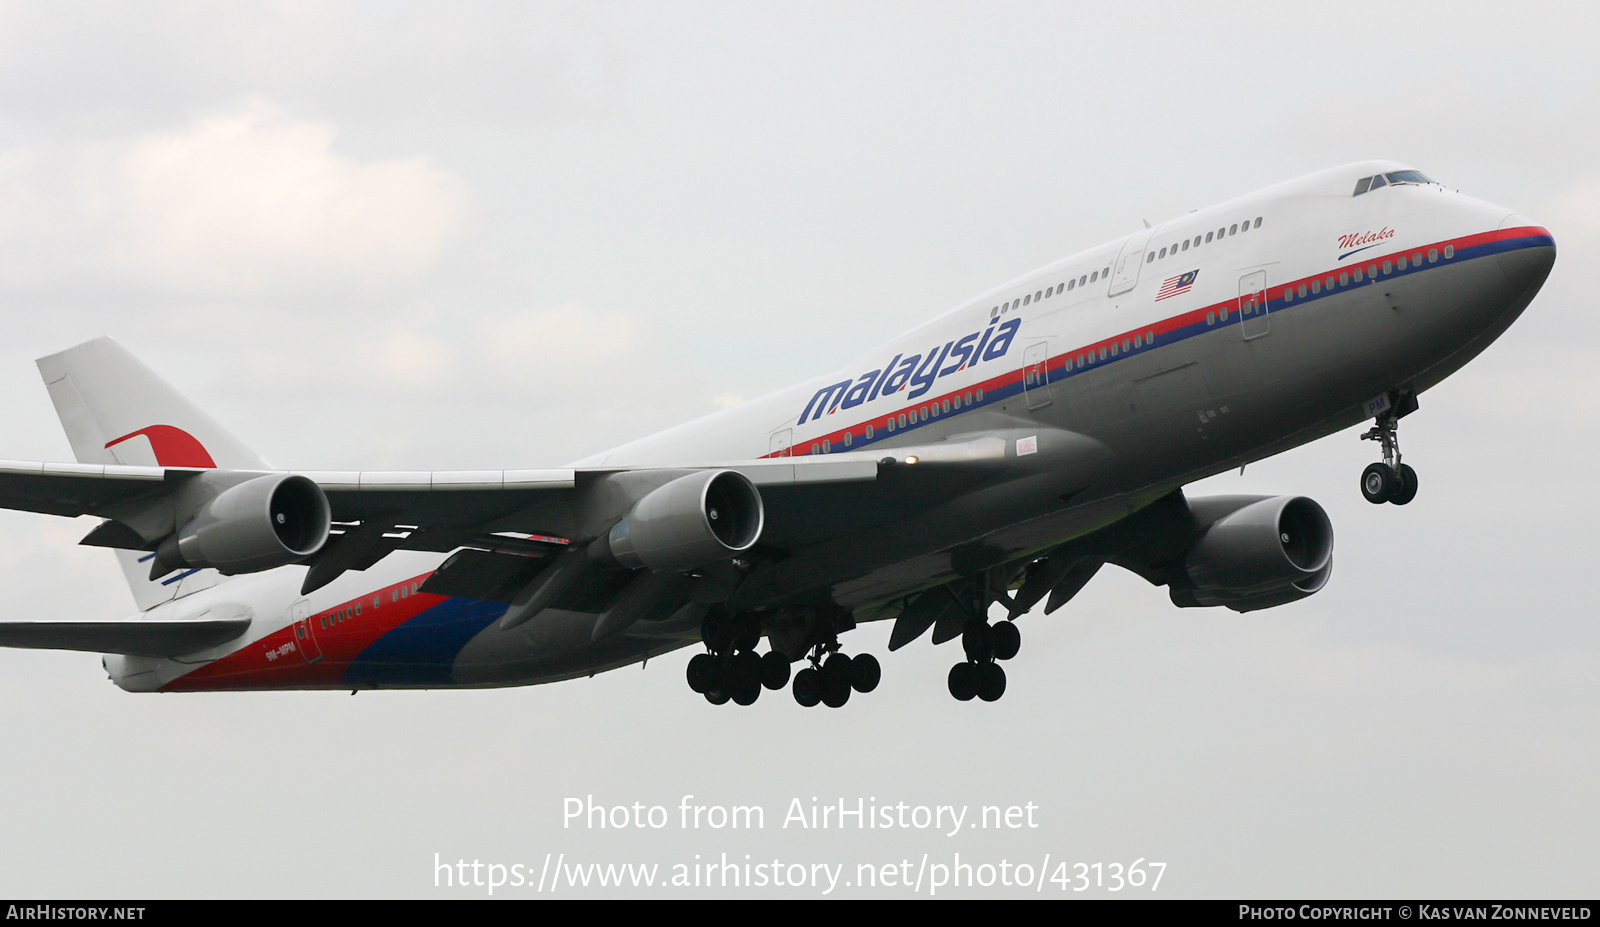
(0, 1, 1595, 898)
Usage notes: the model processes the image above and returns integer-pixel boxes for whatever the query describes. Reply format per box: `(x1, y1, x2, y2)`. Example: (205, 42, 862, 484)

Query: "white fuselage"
(106, 160, 1553, 691)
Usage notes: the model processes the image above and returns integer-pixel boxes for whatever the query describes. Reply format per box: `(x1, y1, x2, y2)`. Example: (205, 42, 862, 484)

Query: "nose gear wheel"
(1359, 391, 1420, 506)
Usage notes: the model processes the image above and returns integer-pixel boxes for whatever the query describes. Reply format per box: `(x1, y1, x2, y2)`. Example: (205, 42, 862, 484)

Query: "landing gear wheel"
(686, 653, 719, 694)
(822, 652, 854, 685)
(961, 621, 994, 663)
(948, 662, 979, 701)
(731, 678, 761, 706)
(759, 651, 791, 690)
(732, 619, 760, 653)
(850, 653, 881, 693)
(792, 667, 821, 707)
(705, 687, 730, 705)
(820, 653, 853, 707)
(991, 621, 1021, 661)
(821, 671, 852, 708)
(1390, 463, 1418, 506)
(1361, 463, 1396, 504)
(730, 650, 761, 691)
(1360, 394, 1419, 506)
(700, 613, 732, 653)
(977, 662, 1007, 702)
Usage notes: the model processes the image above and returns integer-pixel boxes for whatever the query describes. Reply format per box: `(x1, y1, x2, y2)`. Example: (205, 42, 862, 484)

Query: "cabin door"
(1107, 229, 1155, 297)
(291, 599, 323, 664)
(1239, 271, 1270, 340)
(1022, 341, 1052, 410)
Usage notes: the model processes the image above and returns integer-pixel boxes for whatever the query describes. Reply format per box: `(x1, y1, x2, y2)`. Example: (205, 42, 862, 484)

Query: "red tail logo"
(105, 425, 217, 468)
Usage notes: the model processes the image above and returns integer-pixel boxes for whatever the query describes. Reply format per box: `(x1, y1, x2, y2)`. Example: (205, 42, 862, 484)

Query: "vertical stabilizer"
(35, 337, 270, 609)
(36, 337, 270, 470)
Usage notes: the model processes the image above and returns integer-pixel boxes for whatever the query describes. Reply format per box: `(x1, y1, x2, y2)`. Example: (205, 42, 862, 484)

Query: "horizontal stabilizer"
(0, 618, 251, 656)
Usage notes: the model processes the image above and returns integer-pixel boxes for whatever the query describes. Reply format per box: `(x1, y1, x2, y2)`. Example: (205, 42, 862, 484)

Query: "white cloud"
(95, 98, 468, 292)
(351, 329, 455, 392)
(1546, 173, 1600, 241)
(475, 304, 643, 373)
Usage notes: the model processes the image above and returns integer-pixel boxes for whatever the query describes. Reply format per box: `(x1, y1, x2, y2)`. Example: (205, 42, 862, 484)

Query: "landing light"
(905, 455, 919, 465)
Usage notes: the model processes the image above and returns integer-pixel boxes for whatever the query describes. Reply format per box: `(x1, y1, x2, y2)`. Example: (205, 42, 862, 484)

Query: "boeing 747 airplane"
(0, 160, 1555, 707)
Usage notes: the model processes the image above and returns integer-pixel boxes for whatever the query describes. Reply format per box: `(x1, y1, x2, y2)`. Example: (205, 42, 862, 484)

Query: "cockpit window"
(1354, 169, 1438, 196)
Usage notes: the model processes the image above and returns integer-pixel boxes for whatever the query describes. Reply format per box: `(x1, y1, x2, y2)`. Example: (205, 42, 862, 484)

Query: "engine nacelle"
(1172, 495, 1333, 612)
(601, 470, 764, 573)
(156, 473, 331, 575)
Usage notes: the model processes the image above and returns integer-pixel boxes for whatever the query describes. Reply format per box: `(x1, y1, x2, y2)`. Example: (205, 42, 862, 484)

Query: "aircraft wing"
(0, 618, 252, 656)
(0, 432, 1027, 594)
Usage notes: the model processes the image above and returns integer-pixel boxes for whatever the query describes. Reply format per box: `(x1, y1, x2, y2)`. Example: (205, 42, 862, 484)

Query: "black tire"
(1361, 463, 1395, 504)
(731, 678, 761, 706)
(686, 652, 719, 693)
(732, 619, 760, 653)
(948, 662, 978, 701)
(705, 687, 730, 705)
(1390, 463, 1418, 505)
(700, 613, 732, 653)
(760, 651, 791, 690)
(991, 621, 1021, 661)
(730, 649, 761, 689)
(850, 653, 881, 693)
(822, 652, 854, 687)
(977, 662, 1007, 702)
(962, 621, 994, 662)
(821, 672, 852, 708)
(792, 668, 822, 707)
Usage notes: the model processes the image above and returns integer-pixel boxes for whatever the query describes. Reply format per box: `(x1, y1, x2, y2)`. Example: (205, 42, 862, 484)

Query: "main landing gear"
(685, 608, 881, 708)
(947, 617, 1020, 702)
(791, 645, 880, 709)
(1359, 392, 1419, 506)
(685, 611, 790, 706)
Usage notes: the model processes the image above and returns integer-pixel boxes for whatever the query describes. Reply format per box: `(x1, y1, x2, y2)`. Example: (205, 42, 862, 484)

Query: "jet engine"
(152, 473, 331, 576)
(1170, 495, 1333, 612)
(599, 469, 764, 573)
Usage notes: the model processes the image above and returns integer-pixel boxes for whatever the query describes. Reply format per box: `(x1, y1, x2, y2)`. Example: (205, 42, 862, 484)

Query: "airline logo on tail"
(105, 425, 217, 469)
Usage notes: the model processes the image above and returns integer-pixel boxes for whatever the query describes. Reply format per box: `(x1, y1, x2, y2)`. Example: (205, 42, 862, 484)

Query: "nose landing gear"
(1359, 391, 1419, 506)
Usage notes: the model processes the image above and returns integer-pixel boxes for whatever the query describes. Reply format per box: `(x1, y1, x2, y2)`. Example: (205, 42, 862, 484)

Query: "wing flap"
(0, 618, 251, 656)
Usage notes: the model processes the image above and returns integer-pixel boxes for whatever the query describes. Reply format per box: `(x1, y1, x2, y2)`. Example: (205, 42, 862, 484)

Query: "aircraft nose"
(1496, 213, 1556, 294)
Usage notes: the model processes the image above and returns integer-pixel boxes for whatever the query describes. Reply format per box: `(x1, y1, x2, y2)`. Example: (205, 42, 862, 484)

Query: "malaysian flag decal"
(1156, 269, 1198, 301)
